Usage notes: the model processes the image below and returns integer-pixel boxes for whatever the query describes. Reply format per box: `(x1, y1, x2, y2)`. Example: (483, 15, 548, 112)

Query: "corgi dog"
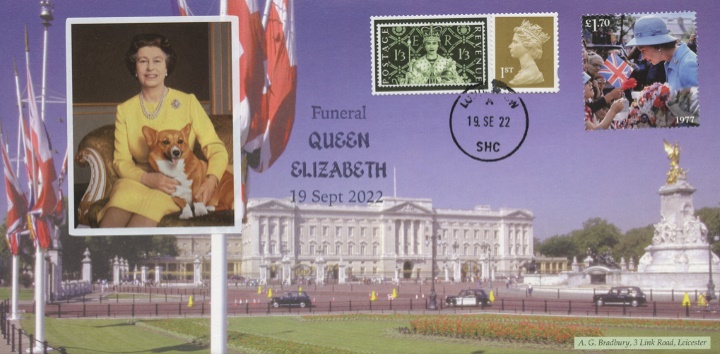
(142, 124, 234, 219)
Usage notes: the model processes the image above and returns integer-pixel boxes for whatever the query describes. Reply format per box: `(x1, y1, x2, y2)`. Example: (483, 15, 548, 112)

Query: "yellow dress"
(98, 88, 229, 223)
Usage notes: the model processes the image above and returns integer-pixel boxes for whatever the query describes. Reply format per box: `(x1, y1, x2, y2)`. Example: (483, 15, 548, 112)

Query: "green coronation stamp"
(371, 15, 488, 94)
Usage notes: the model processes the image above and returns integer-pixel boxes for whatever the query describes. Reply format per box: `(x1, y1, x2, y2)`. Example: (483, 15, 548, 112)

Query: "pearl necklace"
(140, 87, 168, 120)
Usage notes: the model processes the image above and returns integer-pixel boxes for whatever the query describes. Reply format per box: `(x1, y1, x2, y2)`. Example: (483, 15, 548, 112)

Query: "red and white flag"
(17, 112, 36, 208)
(1, 134, 28, 255)
(253, 0, 297, 172)
(28, 214, 52, 249)
(231, 0, 267, 151)
(171, 0, 193, 16)
(26, 65, 59, 219)
(51, 148, 68, 225)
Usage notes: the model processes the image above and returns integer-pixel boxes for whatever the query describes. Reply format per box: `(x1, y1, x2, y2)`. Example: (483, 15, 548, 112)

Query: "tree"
(614, 225, 653, 264)
(570, 218, 621, 260)
(696, 207, 720, 256)
(537, 234, 577, 259)
(0, 217, 36, 284)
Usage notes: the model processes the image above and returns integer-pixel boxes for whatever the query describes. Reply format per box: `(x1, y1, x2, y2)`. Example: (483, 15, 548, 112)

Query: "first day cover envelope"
(0, 0, 716, 242)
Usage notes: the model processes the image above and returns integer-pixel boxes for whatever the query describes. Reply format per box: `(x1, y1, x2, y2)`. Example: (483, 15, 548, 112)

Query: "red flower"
(622, 78, 637, 91)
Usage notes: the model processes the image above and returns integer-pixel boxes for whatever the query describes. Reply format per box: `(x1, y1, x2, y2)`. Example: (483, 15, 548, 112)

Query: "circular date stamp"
(449, 80, 529, 162)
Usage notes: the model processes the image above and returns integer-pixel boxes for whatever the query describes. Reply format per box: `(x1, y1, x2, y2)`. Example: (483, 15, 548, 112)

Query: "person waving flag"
(599, 52, 633, 87)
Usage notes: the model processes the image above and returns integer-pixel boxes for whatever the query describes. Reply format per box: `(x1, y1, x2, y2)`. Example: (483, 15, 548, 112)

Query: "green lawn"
(21, 316, 209, 354)
(0, 287, 35, 301)
(19, 314, 720, 354)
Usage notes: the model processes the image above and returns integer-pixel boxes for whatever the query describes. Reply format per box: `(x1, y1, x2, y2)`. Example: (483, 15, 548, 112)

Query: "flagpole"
(2, 136, 21, 321)
(262, 0, 272, 28)
(211, 2, 229, 353)
(39, 0, 53, 124)
(11, 61, 25, 322)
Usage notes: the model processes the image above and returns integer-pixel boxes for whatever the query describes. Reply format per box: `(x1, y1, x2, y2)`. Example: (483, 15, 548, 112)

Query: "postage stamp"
(494, 14, 558, 92)
(582, 12, 699, 130)
(371, 15, 489, 95)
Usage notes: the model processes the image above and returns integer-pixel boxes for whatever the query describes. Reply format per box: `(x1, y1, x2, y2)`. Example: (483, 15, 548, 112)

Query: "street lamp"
(707, 234, 720, 301)
(425, 234, 441, 310)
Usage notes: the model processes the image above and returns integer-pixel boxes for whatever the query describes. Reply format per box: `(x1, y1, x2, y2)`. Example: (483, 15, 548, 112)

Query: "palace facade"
(228, 197, 535, 283)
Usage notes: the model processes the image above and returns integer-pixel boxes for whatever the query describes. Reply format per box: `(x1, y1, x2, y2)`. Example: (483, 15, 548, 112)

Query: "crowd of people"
(584, 15, 699, 130)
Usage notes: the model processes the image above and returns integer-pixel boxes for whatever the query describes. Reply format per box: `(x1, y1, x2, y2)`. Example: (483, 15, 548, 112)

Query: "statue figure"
(684, 215, 708, 244)
(663, 140, 686, 184)
(652, 221, 665, 245)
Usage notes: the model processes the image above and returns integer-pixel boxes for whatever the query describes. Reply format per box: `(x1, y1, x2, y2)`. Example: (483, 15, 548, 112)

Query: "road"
(14, 281, 720, 320)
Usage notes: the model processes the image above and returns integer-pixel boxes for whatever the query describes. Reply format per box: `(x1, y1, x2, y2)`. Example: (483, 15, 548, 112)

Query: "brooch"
(172, 99, 181, 109)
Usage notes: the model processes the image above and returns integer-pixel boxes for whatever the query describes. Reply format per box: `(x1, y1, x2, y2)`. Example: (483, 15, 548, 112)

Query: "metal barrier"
(1, 300, 66, 354)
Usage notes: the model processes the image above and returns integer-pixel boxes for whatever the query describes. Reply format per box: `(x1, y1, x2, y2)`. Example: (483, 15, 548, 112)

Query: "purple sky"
(1, 0, 720, 240)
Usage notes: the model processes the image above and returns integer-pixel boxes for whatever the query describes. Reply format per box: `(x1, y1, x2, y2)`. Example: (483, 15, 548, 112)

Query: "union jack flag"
(599, 52, 632, 87)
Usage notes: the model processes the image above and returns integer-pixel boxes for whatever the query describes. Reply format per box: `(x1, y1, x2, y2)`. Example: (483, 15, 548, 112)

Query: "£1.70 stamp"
(582, 12, 699, 130)
(371, 15, 488, 95)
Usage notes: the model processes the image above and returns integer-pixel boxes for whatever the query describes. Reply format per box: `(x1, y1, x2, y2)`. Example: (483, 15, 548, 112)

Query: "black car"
(593, 286, 646, 307)
(270, 291, 312, 308)
(445, 289, 490, 307)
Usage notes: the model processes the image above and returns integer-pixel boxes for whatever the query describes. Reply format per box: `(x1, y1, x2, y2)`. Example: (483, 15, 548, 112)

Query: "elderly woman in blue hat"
(626, 15, 698, 90)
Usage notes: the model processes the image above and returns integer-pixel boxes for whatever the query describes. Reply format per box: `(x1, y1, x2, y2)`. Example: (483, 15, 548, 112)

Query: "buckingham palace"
(220, 196, 535, 284)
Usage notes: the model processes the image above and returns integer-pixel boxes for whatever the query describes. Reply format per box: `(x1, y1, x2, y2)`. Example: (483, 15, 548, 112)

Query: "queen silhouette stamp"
(494, 14, 558, 92)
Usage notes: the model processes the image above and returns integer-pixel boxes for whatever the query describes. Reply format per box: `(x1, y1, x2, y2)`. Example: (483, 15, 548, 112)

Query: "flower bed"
(409, 316, 602, 345)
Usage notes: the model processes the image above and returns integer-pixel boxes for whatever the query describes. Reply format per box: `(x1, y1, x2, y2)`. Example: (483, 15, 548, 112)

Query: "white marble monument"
(638, 141, 720, 273)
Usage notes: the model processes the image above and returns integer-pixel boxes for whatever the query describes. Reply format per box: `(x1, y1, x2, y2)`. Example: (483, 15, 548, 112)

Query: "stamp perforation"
(371, 12, 558, 95)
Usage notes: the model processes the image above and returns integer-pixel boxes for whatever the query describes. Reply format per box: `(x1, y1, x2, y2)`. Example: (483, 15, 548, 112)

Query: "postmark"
(494, 14, 558, 92)
(371, 15, 489, 95)
(449, 80, 529, 162)
(582, 12, 699, 130)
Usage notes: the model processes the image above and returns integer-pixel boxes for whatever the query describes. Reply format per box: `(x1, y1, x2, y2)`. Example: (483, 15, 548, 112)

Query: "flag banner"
(26, 66, 59, 218)
(231, 0, 266, 152)
(599, 52, 633, 87)
(171, 0, 193, 16)
(1, 131, 28, 255)
(33, 215, 52, 249)
(19, 114, 35, 200)
(252, 0, 297, 172)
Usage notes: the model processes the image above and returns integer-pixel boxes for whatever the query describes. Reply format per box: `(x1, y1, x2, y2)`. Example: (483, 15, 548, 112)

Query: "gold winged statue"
(663, 139, 686, 184)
